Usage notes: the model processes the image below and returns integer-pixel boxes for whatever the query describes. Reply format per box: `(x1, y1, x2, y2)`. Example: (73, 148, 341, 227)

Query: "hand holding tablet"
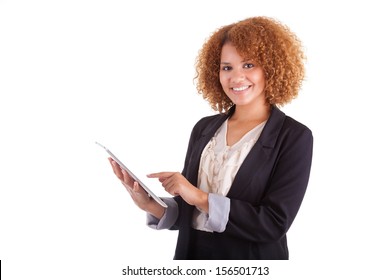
(96, 142, 168, 208)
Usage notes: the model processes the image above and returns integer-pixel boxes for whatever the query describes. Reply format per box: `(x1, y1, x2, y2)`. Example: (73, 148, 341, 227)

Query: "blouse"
(192, 119, 266, 232)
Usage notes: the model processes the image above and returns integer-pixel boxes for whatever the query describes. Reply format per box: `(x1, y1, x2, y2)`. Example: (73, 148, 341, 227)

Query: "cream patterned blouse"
(192, 118, 267, 232)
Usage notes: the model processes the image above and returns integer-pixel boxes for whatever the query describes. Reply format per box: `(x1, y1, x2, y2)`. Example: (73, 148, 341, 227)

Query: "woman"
(109, 16, 313, 260)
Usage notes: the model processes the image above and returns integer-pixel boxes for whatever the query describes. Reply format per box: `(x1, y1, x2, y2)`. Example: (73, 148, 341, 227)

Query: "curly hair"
(195, 16, 306, 113)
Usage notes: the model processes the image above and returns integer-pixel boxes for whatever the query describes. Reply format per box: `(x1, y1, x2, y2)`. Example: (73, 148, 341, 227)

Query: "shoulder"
(284, 106, 313, 138)
(270, 106, 311, 135)
(193, 113, 221, 127)
(283, 115, 312, 135)
(262, 106, 312, 148)
(184, 112, 229, 146)
(279, 113, 313, 150)
(191, 113, 226, 134)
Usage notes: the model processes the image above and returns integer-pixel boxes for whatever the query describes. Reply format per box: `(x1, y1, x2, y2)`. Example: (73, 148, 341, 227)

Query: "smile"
(232, 85, 250, 92)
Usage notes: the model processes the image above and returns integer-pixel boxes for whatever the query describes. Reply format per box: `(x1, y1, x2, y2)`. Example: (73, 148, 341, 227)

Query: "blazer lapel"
(227, 106, 286, 199)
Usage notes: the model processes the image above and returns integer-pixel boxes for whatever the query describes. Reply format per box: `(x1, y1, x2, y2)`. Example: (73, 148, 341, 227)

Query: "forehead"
(220, 43, 252, 62)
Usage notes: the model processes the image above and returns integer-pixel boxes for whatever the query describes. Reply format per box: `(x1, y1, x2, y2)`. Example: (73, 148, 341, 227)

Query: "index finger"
(147, 172, 175, 179)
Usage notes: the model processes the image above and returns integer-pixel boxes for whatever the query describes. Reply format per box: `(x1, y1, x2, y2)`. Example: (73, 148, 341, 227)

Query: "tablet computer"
(96, 142, 168, 208)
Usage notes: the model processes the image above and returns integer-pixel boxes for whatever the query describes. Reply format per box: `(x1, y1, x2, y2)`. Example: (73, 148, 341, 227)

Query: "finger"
(161, 176, 174, 189)
(109, 159, 124, 180)
(133, 181, 139, 192)
(133, 181, 145, 194)
(122, 181, 134, 193)
(147, 172, 175, 179)
(109, 158, 118, 171)
(162, 173, 182, 188)
(108, 158, 116, 171)
(122, 169, 135, 186)
(161, 178, 179, 195)
(164, 184, 180, 196)
(131, 182, 150, 200)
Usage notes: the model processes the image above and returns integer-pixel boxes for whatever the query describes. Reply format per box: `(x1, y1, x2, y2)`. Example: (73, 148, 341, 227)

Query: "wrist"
(145, 200, 165, 219)
(196, 190, 209, 213)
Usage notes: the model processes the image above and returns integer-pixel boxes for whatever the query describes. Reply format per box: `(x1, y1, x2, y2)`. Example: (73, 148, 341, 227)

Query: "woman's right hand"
(108, 158, 165, 219)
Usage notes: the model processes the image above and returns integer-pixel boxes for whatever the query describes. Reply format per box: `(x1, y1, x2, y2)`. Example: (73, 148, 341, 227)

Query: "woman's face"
(219, 43, 266, 108)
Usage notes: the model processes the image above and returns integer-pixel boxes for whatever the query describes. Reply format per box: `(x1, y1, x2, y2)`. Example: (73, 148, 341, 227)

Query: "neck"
(230, 103, 271, 123)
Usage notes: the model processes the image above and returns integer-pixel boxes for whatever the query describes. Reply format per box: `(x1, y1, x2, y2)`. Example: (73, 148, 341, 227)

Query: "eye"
(221, 65, 232, 71)
(244, 63, 254, 69)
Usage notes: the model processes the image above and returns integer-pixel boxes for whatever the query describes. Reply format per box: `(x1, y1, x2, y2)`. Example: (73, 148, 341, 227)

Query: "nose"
(230, 68, 245, 83)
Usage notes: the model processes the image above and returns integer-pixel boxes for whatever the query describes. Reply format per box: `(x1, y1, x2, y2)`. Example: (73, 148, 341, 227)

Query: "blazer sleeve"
(225, 121, 313, 243)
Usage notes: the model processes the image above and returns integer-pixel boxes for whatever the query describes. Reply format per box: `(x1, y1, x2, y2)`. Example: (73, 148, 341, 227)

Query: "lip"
(231, 85, 251, 94)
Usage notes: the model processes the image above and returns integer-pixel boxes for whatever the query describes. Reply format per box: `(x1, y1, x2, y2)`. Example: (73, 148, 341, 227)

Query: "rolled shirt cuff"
(146, 197, 178, 230)
(204, 193, 230, 233)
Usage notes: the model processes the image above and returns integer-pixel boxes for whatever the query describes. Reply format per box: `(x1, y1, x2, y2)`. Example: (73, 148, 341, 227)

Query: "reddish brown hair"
(195, 17, 306, 112)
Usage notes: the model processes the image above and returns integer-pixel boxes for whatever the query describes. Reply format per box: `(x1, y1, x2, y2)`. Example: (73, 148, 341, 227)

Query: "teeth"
(232, 86, 249, 91)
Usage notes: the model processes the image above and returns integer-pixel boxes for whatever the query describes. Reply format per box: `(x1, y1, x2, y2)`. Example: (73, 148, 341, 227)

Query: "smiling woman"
(108, 16, 313, 260)
(219, 43, 267, 111)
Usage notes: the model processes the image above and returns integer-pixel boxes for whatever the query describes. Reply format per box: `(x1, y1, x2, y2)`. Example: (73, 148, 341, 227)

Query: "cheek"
(257, 76, 266, 88)
(219, 73, 228, 87)
(253, 72, 266, 89)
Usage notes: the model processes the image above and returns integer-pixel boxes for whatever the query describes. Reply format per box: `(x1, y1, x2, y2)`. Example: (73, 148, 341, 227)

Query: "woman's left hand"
(147, 172, 209, 213)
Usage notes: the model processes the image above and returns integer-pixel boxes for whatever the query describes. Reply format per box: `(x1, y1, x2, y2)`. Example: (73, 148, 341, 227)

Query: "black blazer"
(172, 106, 313, 260)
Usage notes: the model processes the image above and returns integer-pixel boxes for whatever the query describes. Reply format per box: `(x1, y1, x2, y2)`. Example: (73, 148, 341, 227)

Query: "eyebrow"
(220, 59, 252, 65)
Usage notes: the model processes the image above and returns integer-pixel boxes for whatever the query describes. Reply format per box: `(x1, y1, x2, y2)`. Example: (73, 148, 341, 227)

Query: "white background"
(1, 0, 389, 279)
